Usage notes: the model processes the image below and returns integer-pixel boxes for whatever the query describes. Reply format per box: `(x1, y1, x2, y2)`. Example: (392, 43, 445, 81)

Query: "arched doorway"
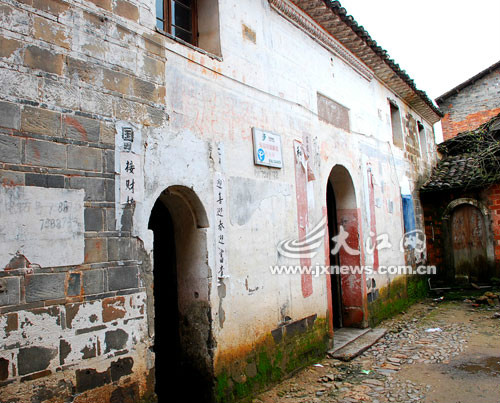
(326, 165, 365, 328)
(327, 181, 342, 328)
(148, 186, 213, 401)
(441, 198, 495, 284)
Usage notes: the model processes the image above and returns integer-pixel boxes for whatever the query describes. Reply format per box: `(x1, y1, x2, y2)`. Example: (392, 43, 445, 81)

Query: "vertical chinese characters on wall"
(117, 123, 144, 206)
(214, 172, 228, 284)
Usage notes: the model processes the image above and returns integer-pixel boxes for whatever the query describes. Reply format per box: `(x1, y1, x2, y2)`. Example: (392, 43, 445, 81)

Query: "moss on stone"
(214, 318, 329, 403)
(368, 275, 429, 326)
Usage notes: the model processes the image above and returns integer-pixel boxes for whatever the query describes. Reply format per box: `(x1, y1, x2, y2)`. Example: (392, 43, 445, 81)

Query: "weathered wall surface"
(0, 0, 438, 401)
(437, 67, 500, 140)
(0, 0, 163, 400)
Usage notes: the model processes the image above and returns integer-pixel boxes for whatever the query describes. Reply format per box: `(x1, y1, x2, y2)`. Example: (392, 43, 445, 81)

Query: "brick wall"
(485, 184, 500, 267)
(437, 67, 500, 140)
(421, 192, 448, 276)
(0, 0, 166, 400)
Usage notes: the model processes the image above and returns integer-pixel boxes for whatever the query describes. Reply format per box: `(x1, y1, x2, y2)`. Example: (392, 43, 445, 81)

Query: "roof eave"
(287, 0, 443, 123)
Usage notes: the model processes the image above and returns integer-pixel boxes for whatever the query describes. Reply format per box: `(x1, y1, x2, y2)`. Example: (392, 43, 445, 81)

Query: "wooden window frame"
(388, 99, 404, 149)
(159, 0, 198, 47)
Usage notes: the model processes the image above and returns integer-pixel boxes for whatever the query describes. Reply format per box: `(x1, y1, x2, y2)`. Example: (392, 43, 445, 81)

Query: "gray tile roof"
(420, 113, 500, 192)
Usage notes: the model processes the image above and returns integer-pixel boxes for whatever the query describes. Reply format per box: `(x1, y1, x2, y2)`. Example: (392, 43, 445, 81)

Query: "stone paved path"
(254, 296, 500, 403)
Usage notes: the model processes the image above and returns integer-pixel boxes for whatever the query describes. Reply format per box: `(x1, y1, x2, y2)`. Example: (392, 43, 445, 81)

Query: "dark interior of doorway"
(327, 181, 343, 329)
(148, 198, 212, 402)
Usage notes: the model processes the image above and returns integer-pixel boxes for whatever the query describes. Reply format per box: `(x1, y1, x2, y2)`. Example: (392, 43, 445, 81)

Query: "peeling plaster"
(228, 176, 292, 226)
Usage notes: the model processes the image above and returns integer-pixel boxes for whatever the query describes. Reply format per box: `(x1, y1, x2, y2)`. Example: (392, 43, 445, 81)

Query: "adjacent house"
(421, 113, 500, 284)
(421, 61, 500, 285)
(436, 60, 500, 141)
(0, 0, 441, 401)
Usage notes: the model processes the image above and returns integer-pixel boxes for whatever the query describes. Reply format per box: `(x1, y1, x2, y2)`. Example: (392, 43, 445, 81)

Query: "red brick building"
(436, 60, 500, 141)
(421, 62, 500, 284)
(421, 113, 500, 284)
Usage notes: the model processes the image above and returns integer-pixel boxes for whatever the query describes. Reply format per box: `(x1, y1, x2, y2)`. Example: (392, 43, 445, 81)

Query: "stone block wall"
(0, 0, 167, 400)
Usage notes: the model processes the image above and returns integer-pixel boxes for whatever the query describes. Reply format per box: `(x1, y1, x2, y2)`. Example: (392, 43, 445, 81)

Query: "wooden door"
(451, 204, 488, 282)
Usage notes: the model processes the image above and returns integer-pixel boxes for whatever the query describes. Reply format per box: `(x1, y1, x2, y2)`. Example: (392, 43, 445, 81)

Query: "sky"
(337, 0, 500, 101)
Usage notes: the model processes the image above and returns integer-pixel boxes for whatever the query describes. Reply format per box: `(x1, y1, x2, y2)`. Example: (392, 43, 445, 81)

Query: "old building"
(421, 113, 500, 284)
(0, 0, 441, 401)
(436, 60, 500, 141)
(421, 61, 500, 285)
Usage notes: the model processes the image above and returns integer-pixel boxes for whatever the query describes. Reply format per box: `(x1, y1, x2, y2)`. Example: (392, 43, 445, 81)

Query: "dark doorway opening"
(327, 181, 343, 329)
(326, 165, 365, 329)
(148, 196, 213, 402)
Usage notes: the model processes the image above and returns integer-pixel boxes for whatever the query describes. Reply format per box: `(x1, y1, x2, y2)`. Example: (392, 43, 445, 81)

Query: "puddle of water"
(455, 357, 500, 376)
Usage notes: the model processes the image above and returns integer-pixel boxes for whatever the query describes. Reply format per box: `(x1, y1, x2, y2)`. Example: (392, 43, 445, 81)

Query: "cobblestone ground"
(255, 296, 500, 403)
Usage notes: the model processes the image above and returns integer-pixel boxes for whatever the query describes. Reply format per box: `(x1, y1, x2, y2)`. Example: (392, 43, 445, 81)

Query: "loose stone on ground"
(256, 296, 500, 403)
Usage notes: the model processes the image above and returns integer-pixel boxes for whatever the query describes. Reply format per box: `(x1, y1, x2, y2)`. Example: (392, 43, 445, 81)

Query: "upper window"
(156, 0, 198, 46)
(155, 0, 222, 56)
(389, 100, 404, 149)
(417, 121, 427, 159)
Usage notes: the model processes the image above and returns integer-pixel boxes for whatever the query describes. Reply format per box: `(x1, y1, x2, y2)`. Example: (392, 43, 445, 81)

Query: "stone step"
(328, 328, 387, 361)
(330, 327, 372, 353)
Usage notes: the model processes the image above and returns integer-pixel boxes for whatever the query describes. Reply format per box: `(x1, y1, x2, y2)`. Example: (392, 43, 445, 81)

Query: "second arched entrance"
(326, 165, 366, 329)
